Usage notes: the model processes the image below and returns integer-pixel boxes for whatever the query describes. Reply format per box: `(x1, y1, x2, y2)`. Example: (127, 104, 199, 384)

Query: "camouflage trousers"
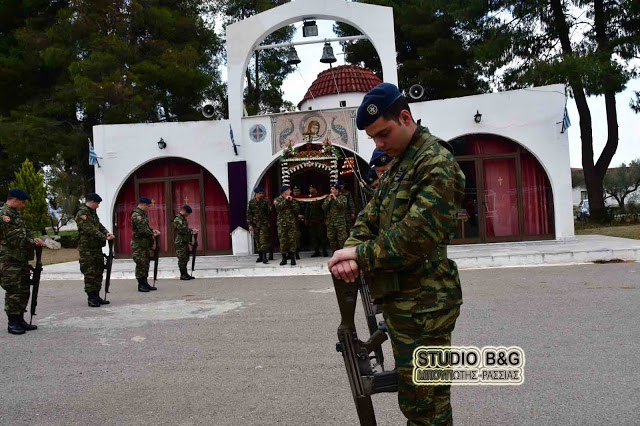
(308, 222, 327, 251)
(383, 306, 461, 426)
(132, 247, 152, 279)
(277, 225, 297, 253)
(0, 260, 31, 316)
(253, 225, 271, 252)
(326, 222, 347, 252)
(79, 249, 104, 293)
(176, 242, 190, 269)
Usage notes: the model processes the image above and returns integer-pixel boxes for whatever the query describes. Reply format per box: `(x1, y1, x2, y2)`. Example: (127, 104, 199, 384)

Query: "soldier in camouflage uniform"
(77, 193, 115, 307)
(173, 204, 196, 280)
(246, 187, 272, 264)
(0, 188, 44, 335)
(307, 184, 328, 257)
(323, 183, 348, 253)
(329, 83, 465, 426)
(292, 186, 305, 259)
(340, 183, 356, 234)
(273, 185, 298, 266)
(358, 167, 378, 202)
(131, 197, 160, 292)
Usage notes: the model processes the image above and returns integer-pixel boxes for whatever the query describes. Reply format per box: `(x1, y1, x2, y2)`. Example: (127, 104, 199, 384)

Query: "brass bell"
(320, 42, 337, 64)
(286, 46, 301, 65)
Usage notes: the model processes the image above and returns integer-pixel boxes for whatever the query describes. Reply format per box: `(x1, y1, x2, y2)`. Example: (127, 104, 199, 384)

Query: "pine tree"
(10, 159, 49, 234)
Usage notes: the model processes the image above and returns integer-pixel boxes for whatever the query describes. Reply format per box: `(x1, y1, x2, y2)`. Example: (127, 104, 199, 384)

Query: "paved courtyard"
(1, 263, 638, 425)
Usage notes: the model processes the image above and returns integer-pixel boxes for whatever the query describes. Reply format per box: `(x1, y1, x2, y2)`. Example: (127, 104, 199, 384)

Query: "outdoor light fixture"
(303, 20, 318, 38)
(474, 110, 482, 123)
(286, 46, 301, 65)
(320, 42, 337, 64)
(157, 138, 167, 149)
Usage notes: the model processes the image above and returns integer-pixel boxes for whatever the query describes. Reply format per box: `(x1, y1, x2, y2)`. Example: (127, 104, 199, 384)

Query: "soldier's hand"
(330, 260, 359, 283)
(249, 226, 254, 231)
(193, 229, 199, 233)
(351, 214, 356, 220)
(106, 233, 115, 240)
(153, 229, 161, 236)
(33, 238, 44, 247)
(286, 196, 293, 200)
(328, 246, 358, 270)
(298, 215, 304, 220)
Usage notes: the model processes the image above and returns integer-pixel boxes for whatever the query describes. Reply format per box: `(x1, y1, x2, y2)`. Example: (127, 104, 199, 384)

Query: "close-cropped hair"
(382, 96, 414, 124)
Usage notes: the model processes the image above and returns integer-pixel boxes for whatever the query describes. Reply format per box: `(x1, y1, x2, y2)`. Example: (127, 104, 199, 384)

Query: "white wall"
(299, 92, 365, 112)
(93, 119, 234, 233)
(408, 84, 575, 239)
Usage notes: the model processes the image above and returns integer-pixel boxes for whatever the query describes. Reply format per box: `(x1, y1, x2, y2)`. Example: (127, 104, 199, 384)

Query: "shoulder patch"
(137, 216, 142, 221)
(81, 215, 87, 220)
(2, 216, 10, 223)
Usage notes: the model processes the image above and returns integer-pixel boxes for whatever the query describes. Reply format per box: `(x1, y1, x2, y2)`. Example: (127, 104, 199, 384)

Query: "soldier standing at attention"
(323, 182, 348, 254)
(131, 197, 160, 292)
(0, 188, 44, 335)
(174, 204, 196, 280)
(76, 193, 115, 307)
(246, 187, 272, 264)
(292, 186, 305, 259)
(273, 185, 298, 266)
(340, 182, 356, 234)
(307, 184, 329, 257)
(329, 83, 465, 426)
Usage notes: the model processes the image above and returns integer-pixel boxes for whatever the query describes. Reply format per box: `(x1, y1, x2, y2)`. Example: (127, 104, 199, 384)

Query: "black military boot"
(290, 252, 297, 266)
(138, 278, 150, 293)
(261, 251, 268, 264)
(295, 250, 301, 260)
(310, 250, 321, 257)
(96, 293, 110, 305)
(87, 291, 101, 308)
(19, 313, 37, 331)
(144, 277, 157, 291)
(268, 248, 274, 260)
(180, 267, 191, 280)
(7, 315, 25, 335)
(279, 253, 287, 266)
(322, 248, 329, 257)
(256, 252, 263, 263)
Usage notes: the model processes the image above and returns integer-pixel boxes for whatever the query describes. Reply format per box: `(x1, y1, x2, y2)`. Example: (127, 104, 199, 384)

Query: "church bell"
(319, 42, 337, 64)
(286, 46, 301, 65)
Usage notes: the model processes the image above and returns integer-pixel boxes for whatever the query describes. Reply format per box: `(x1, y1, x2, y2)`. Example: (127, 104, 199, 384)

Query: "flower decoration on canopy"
(321, 137, 336, 156)
(280, 140, 296, 159)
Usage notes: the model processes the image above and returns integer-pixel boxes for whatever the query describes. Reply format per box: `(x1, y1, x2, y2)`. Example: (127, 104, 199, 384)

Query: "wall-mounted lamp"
(474, 110, 482, 124)
(157, 138, 167, 149)
(303, 19, 318, 37)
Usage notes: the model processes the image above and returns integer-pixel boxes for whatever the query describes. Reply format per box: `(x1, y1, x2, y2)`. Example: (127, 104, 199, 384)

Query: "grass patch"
(575, 223, 640, 240)
(41, 248, 79, 266)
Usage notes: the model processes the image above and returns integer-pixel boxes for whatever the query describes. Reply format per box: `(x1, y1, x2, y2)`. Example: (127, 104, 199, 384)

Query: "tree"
(571, 169, 586, 189)
(469, 0, 639, 222)
(45, 154, 85, 235)
(334, 0, 490, 101)
(603, 160, 640, 209)
(10, 159, 49, 234)
(216, 0, 295, 115)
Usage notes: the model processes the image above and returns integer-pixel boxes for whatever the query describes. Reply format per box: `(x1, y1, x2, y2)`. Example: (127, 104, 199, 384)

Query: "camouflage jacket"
(344, 126, 466, 313)
(323, 194, 347, 225)
(246, 197, 272, 228)
(0, 204, 35, 263)
(306, 197, 325, 224)
(173, 214, 193, 246)
(76, 205, 108, 249)
(131, 207, 154, 249)
(341, 189, 356, 218)
(273, 196, 298, 228)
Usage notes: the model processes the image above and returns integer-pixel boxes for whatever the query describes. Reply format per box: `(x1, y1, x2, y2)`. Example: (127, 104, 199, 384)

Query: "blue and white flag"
(88, 138, 100, 167)
(562, 106, 571, 131)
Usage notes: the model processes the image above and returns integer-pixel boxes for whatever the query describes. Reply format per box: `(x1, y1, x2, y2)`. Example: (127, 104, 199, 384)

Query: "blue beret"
(254, 186, 264, 193)
(369, 148, 393, 167)
(182, 205, 192, 214)
(139, 197, 152, 204)
(8, 188, 29, 200)
(356, 83, 403, 130)
(366, 167, 378, 184)
(280, 185, 290, 193)
(331, 182, 342, 190)
(86, 193, 102, 202)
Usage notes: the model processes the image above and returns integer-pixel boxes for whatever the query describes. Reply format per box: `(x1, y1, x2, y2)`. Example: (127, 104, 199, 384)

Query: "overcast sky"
(249, 20, 639, 168)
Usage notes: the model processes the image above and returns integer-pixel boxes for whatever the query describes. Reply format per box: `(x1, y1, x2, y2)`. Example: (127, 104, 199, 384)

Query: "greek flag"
(562, 106, 571, 132)
(88, 139, 100, 167)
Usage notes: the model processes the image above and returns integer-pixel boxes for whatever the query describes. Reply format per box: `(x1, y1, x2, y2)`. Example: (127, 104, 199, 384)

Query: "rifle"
(29, 246, 43, 325)
(358, 276, 385, 369)
(190, 232, 198, 276)
(152, 234, 160, 288)
(332, 275, 397, 426)
(103, 239, 114, 301)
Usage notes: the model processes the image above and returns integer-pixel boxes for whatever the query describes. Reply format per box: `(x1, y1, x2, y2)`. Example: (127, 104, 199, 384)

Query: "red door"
(139, 182, 168, 252)
(172, 179, 202, 251)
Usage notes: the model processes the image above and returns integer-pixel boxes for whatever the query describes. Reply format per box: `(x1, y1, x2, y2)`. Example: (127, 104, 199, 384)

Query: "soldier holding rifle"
(329, 83, 465, 426)
(131, 197, 160, 292)
(173, 204, 197, 280)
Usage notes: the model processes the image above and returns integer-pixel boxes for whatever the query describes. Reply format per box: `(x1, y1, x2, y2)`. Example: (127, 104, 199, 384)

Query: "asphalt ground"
(0, 263, 638, 426)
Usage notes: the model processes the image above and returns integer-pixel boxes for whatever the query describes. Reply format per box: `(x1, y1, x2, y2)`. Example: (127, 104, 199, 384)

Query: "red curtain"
(203, 173, 230, 251)
(115, 177, 136, 254)
(483, 158, 519, 238)
(521, 153, 550, 235)
(465, 135, 516, 156)
(173, 179, 202, 250)
(139, 182, 167, 251)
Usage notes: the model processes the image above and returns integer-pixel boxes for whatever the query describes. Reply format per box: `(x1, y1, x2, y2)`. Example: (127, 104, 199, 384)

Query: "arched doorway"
(113, 158, 231, 257)
(449, 134, 555, 244)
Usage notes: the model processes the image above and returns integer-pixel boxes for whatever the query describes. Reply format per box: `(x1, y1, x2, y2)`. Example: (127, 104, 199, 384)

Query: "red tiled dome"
(298, 65, 382, 108)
